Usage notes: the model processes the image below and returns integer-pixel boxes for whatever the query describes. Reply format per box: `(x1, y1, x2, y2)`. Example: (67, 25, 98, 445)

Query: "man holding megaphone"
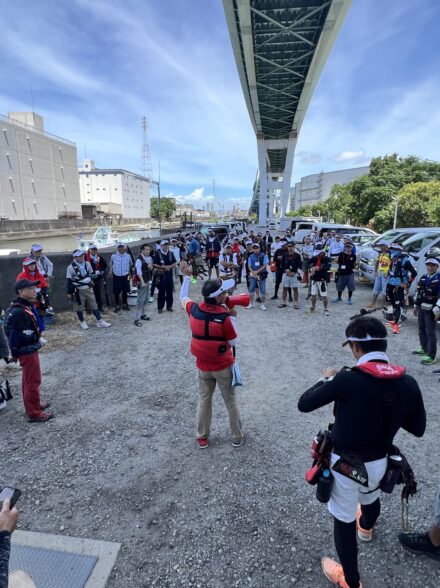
(180, 262, 247, 449)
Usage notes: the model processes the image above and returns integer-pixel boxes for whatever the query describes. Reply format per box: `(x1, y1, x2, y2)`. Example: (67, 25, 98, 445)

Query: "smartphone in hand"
(0, 487, 21, 509)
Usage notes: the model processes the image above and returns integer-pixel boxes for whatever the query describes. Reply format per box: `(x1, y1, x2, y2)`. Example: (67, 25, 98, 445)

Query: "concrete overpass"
(223, 0, 351, 224)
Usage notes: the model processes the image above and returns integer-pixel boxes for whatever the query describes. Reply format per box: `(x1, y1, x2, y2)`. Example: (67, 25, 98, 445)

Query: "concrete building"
(78, 159, 150, 219)
(0, 112, 81, 220)
(289, 165, 370, 211)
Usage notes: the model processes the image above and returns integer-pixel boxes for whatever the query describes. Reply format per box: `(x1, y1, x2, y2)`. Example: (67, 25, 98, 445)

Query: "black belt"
(333, 447, 387, 463)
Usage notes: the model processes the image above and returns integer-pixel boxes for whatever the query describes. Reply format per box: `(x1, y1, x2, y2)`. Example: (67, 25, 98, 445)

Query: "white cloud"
(296, 151, 322, 165)
(174, 188, 215, 204)
(329, 150, 371, 165)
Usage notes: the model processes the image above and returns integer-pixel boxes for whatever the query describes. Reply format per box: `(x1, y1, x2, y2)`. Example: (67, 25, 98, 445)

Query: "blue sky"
(1, 0, 440, 210)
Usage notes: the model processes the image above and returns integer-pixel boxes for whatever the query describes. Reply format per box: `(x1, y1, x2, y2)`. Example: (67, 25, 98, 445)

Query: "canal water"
(0, 229, 161, 255)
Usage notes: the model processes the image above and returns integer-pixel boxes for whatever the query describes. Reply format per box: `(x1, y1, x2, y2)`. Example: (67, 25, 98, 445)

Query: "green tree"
(395, 181, 440, 228)
(150, 197, 176, 221)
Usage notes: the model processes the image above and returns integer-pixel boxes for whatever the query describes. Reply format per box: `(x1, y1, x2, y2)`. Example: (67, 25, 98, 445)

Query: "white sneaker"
(148, 297, 154, 303)
(97, 319, 111, 328)
(80, 321, 89, 330)
(246, 303, 254, 309)
(39, 337, 48, 346)
(260, 304, 267, 311)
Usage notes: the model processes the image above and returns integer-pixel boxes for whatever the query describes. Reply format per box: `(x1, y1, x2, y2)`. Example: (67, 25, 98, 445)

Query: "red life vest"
(189, 303, 234, 371)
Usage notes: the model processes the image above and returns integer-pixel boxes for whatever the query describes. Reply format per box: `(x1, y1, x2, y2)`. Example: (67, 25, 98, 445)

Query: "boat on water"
(77, 225, 155, 251)
(0, 248, 20, 256)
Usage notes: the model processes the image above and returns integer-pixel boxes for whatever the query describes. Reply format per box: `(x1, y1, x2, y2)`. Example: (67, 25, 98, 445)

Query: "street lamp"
(392, 195, 399, 229)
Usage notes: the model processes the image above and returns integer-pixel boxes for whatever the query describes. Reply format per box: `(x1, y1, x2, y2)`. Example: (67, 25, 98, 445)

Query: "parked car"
(358, 227, 440, 282)
(294, 222, 376, 244)
(402, 231, 440, 298)
(199, 224, 230, 241)
(349, 233, 378, 247)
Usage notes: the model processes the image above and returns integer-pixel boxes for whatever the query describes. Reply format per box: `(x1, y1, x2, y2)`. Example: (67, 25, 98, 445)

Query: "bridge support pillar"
(257, 139, 268, 226)
(280, 139, 296, 217)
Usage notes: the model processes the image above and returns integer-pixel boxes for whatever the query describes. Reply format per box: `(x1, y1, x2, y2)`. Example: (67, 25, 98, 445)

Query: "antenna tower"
(141, 116, 153, 181)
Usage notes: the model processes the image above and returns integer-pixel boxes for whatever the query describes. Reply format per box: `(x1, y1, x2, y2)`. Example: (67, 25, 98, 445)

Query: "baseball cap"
(116, 241, 126, 247)
(376, 240, 389, 246)
(425, 257, 440, 266)
(89, 243, 98, 250)
(389, 242, 403, 251)
(23, 256, 36, 266)
(15, 278, 40, 293)
(160, 239, 169, 245)
(202, 279, 235, 299)
(30, 244, 43, 252)
(73, 249, 84, 257)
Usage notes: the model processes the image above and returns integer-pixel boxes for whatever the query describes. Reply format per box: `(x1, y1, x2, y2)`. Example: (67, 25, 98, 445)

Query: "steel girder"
(224, 0, 351, 221)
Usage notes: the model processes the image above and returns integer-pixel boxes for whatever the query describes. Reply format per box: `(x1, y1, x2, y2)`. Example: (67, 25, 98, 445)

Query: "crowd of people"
(0, 227, 439, 588)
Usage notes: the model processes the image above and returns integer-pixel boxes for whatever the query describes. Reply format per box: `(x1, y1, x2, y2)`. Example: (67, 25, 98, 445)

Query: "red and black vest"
(189, 304, 233, 370)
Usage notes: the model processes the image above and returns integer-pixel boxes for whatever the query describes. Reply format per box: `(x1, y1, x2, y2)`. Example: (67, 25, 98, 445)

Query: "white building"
(0, 112, 81, 220)
(78, 159, 150, 219)
(289, 165, 370, 211)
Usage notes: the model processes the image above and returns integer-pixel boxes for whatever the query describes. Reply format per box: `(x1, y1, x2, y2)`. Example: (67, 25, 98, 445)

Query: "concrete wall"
(0, 113, 82, 220)
(0, 218, 156, 242)
(0, 230, 176, 312)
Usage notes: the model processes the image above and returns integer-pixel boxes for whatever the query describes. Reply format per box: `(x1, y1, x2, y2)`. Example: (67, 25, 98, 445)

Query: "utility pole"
(141, 116, 153, 180)
(157, 161, 162, 231)
(393, 196, 398, 229)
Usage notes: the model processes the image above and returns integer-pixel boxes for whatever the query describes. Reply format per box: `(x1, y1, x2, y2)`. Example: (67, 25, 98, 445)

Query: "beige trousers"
(197, 366, 243, 442)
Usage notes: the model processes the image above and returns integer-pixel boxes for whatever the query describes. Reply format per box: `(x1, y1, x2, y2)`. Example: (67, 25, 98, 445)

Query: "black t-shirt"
(281, 251, 302, 273)
(337, 253, 356, 275)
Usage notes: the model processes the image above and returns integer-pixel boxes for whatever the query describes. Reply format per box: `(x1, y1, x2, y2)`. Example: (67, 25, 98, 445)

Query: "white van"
(401, 231, 440, 298)
(358, 227, 440, 282)
(294, 222, 375, 244)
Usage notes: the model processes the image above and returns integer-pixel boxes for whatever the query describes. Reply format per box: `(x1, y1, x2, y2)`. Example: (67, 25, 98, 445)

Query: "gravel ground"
(1, 273, 439, 588)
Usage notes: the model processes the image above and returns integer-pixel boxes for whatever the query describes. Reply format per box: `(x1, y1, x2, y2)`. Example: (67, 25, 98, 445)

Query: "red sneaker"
(196, 437, 209, 449)
(392, 322, 400, 334)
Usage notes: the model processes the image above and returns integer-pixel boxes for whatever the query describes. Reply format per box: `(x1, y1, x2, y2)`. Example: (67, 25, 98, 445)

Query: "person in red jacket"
(16, 258, 51, 315)
(180, 262, 244, 449)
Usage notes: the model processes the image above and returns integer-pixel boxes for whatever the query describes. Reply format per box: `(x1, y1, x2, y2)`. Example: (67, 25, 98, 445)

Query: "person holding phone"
(0, 498, 19, 588)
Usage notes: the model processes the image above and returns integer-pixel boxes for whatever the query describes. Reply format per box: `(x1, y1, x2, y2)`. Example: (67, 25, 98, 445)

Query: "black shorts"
(208, 257, 219, 268)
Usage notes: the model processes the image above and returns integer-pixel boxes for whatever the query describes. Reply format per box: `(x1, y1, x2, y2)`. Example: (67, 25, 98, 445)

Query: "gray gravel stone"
(0, 276, 438, 587)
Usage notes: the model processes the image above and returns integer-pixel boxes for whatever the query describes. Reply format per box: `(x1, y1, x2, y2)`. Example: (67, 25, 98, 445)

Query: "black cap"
(15, 279, 40, 293)
(202, 279, 222, 298)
